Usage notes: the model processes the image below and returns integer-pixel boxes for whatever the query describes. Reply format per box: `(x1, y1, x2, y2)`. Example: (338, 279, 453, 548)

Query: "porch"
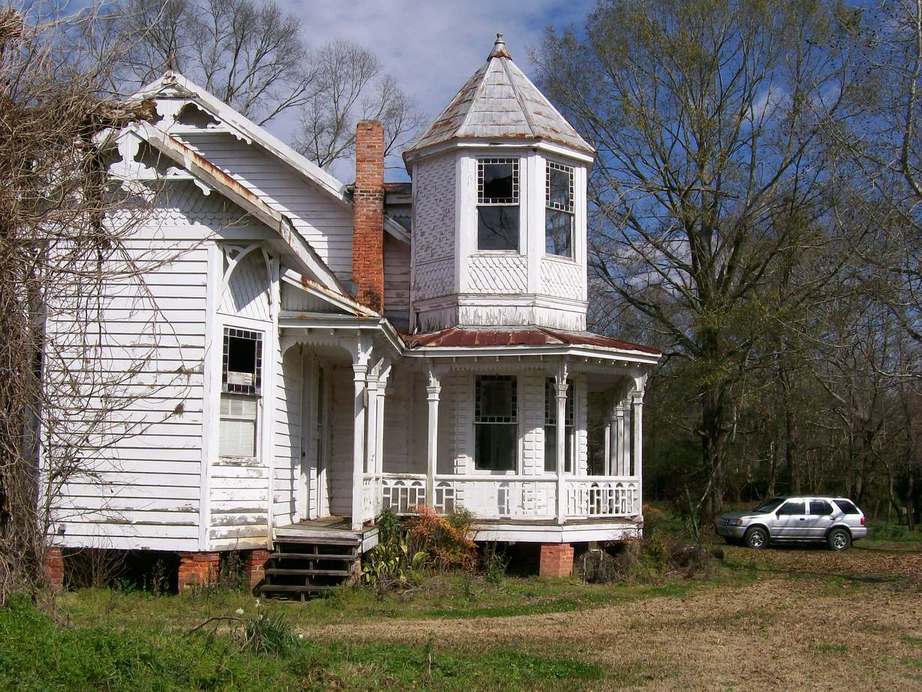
(274, 321, 651, 541)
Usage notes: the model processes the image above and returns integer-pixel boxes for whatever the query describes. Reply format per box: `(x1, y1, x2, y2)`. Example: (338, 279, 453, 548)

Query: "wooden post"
(631, 385, 644, 515)
(365, 367, 379, 476)
(376, 364, 391, 476)
(616, 404, 627, 476)
(351, 342, 370, 531)
(555, 361, 568, 524)
(426, 368, 441, 510)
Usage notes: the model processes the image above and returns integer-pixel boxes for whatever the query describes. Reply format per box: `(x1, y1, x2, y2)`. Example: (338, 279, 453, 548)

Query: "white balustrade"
(380, 473, 427, 515)
(565, 478, 639, 518)
(432, 476, 557, 520)
(372, 473, 639, 521)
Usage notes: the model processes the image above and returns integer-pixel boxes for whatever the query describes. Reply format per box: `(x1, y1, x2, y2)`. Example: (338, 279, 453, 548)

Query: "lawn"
(2, 529, 920, 690)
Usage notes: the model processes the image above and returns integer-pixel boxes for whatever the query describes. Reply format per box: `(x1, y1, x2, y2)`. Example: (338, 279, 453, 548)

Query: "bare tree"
(537, 0, 868, 514)
(82, 0, 315, 125)
(80, 0, 421, 167)
(294, 41, 422, 170)
(0, 7, 191, 602)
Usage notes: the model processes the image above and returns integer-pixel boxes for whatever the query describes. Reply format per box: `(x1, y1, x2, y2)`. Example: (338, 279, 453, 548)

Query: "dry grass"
(305, 544, 922, 690)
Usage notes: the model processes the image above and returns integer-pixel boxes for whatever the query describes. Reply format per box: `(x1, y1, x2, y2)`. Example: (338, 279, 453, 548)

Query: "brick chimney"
(352, 120, 385, 312)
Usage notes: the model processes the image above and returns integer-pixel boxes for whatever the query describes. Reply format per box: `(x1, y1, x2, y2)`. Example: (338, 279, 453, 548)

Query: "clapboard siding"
(329, 366, 354, 516)
(384, 235, 410, 330)
(271, 345, 301, 526)
(45, 184, 221, 552)
(177, 132, 356, 282)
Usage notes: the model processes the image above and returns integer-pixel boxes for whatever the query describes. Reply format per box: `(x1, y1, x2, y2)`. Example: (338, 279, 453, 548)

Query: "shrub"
(481, 544, 509, 584)
(580, 533, 716, 584)
(406, 506, 477, 572)
(240, 611, 298, 656)
(363, 509, 427, 591)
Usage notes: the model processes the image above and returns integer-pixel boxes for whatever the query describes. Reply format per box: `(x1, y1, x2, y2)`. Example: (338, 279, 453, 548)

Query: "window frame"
(219, 326, 264, 459)
(476, 157, 521, 253)
(473, 375, 519, 473)
(544, 378, 575, 474)
(544, 160, 575, 260)
(777, 501, 806, 516)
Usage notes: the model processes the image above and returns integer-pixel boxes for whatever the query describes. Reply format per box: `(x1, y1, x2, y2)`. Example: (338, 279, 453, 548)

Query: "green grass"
(59, 572, 730, 631)
(0, 595, 602, 691)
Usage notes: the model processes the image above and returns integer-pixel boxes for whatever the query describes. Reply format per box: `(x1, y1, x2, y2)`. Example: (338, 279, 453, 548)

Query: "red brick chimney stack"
(352, 120, 385, 312)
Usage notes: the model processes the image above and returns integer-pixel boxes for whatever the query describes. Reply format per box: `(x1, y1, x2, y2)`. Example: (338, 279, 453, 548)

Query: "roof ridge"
(457, 60, 492, 136)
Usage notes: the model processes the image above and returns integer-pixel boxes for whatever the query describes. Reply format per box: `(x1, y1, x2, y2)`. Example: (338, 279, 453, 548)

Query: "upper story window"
(477, 158, 519, 251)
(545, 161, 574, 258)
(474, 375, 518, 471)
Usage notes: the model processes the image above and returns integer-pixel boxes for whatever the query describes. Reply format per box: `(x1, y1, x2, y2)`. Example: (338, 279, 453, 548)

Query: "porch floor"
(274, 516, 379, 551)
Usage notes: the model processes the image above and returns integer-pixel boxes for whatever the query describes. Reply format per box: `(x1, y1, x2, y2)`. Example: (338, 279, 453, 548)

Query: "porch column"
(555, 362, 569, 524)
(631, 385, 644, 515)
(365, 368, 379, 476)
(351, 357, 369, 531)
(376, 364, 391, 476)
(616, 403, 627, 476)
(426, 368, 441, 509)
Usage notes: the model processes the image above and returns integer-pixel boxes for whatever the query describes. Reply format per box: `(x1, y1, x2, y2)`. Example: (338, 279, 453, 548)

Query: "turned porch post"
(631, 382, 645, 515)
(426, 368, 441, 509)
(555, 361, 569, 524)
(376, 363, 391, 476)
(351, 343, 370, 531)
(616, 403, 627, 476)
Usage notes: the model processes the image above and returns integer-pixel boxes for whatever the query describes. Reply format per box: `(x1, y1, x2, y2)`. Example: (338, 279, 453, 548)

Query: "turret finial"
(489, 33, 511, 59)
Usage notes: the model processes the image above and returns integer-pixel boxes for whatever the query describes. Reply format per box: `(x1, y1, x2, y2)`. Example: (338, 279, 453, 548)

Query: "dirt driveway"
(313, 544, 922, 690)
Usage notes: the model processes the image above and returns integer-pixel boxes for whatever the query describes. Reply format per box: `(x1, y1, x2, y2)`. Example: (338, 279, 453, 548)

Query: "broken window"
(220, 327, 262, 457)
(477, 158, 519, 251)
(474, 375, 518, 471)
(545, 161, 574, 258)
(544, 378, 575, 473)
(223, 328, 262, 395)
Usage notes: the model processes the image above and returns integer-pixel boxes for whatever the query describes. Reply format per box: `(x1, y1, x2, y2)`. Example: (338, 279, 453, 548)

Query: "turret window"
(477, 158, 519, 251)
(546, 162, 574, 258)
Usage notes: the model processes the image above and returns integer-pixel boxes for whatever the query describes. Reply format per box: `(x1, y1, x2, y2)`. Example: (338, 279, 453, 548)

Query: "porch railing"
(366, 472, 640, 521)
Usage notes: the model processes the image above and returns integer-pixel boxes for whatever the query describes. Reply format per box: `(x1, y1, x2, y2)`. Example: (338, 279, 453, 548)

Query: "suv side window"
(777, 501, 805, 516)
(834, 500, 859, 515)
(809, 500, 833, 515)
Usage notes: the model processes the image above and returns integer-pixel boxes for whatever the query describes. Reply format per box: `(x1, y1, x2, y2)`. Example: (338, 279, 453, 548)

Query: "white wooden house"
(44, 34, 660, 590)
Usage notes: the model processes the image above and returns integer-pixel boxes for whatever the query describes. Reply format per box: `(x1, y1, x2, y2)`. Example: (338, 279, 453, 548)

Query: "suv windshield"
(752, 497, 785, 513)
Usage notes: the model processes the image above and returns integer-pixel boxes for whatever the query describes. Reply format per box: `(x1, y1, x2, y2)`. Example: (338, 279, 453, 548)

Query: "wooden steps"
(257, 538, 361, 600)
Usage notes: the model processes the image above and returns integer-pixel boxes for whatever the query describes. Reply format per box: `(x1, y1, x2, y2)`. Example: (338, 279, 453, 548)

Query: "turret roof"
(404, 34, 594, 160)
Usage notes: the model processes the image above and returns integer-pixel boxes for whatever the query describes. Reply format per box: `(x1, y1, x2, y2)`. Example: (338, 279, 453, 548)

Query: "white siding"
(271, 346, 301, 526)
(45, 182, 236, 552)
(328, 366, 354, 516)
(384, 235, 410, 330)
(176, 132, 356, 283)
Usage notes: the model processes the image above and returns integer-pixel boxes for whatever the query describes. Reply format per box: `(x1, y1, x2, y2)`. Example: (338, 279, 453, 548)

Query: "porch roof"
(401, 326, 661, 356)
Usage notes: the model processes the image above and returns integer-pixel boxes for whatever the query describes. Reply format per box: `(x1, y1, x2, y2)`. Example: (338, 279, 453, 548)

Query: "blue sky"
(271, 0, 594, 178)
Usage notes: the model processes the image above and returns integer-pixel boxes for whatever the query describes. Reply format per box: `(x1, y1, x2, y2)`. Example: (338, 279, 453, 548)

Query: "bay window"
(477, 158, 519, 251)
(545, 161, 574, 258)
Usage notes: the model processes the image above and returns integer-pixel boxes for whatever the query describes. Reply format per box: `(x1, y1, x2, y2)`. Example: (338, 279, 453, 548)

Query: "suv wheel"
(827, 528, 851, 551)
(744, 526, 768, 550)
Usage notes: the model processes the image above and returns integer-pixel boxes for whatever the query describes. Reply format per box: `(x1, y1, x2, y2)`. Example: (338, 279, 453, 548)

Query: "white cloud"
(269, 0, 592, 179)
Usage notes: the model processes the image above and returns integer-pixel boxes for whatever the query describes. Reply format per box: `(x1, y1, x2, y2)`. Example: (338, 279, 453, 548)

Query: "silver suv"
(716, 496, 867, 551)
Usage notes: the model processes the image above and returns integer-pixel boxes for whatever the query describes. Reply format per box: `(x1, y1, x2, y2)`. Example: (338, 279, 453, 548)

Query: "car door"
(772, 500, 807, 540)
(805, 499, 836, 540)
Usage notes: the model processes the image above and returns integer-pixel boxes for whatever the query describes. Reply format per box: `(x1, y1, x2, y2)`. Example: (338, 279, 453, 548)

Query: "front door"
(300, 360, 330, 520)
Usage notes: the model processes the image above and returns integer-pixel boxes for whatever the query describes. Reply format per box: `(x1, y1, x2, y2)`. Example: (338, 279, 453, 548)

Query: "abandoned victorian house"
(43, 34, 660, 594)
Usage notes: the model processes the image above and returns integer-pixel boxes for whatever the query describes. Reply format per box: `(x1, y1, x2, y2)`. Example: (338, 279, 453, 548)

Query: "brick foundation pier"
(539, 543, 574, 578)
(177, 552, 220, 591)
